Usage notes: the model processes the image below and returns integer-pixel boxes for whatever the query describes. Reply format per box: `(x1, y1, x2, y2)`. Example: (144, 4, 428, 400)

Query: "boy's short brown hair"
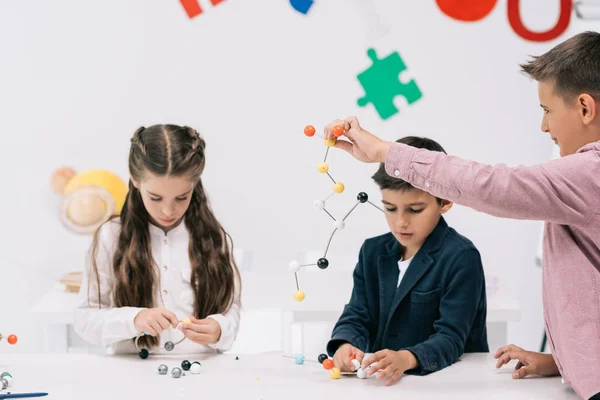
(520, 31, 600, 101)
(371, 136, 446, 204)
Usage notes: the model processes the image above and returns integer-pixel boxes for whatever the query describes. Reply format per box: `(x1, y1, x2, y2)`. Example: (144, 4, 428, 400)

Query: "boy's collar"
(384, 216, 449, 258)
(576, 139, 600, 154)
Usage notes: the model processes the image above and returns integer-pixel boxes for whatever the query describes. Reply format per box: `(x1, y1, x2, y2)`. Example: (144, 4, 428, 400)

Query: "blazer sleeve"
(327, 242, 374, 356)
(401, 248, 486, 375)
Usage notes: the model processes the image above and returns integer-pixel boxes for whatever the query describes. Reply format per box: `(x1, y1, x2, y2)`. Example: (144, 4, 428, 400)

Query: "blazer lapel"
(377, 253, 400, 330)
(383, 217, 449, 335)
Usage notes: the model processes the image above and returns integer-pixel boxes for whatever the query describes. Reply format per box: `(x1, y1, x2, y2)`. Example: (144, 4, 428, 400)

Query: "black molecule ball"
(181, 360, 191, 371)
(318, 353, 328, 364)
(317, 258, 329, 270)
(139, 349, 149, 359)
(357, 192, 369, 203)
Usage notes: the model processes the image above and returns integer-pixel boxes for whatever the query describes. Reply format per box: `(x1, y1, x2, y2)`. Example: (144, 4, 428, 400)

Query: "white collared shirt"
(397, 256, 413, 288)
(73, 218, 241, 355)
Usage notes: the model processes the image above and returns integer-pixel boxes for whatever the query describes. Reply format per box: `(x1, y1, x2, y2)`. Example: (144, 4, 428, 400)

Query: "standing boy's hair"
(88, 124, 240, 349)
(371, 136, 447, 204)
(520, 31, 600, 100)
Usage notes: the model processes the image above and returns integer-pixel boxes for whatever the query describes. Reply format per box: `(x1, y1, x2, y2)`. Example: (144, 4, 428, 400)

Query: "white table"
(0, 352, 578, 399)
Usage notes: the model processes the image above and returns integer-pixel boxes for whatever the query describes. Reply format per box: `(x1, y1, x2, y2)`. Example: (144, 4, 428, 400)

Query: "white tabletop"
(0, 352, 577, 399)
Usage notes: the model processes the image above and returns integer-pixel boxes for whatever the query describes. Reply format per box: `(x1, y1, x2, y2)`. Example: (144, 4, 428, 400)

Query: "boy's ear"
(578, 93, 597, 125)
(439, 199, 453, 214)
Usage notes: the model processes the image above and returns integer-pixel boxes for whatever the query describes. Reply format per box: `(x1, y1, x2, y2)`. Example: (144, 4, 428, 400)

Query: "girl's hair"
(88, 124, 240, 349)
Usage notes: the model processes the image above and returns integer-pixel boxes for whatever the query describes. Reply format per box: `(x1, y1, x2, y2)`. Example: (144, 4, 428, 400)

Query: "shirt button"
(425, 182, 430, 188)
(394, 170, 400, 177)
(163, 289, 168, 295)
(163, 265, 168, 271)
(163, 239, 168, 245)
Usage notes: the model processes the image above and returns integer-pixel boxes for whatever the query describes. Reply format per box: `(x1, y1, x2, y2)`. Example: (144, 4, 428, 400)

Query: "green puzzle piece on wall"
(357, 48, 423, 120)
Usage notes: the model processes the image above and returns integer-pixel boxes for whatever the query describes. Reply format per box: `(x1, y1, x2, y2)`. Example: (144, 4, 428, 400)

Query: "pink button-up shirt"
(385, 140, 600, 399)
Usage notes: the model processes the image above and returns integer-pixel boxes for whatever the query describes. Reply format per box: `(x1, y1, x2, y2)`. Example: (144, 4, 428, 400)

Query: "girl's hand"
(181, 316, 222, 345)
(134, 307, 179, 336)
(361, 349, 418, 386)
(494, 344, 560, 378)
(333, 343, 365, 372)
(324, 116, 391, 163)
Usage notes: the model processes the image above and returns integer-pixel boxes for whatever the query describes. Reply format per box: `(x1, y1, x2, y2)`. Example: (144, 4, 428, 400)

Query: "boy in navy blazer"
(326, 136, 488, 385)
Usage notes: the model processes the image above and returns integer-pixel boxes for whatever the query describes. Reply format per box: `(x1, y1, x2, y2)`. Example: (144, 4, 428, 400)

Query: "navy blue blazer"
(327, 217, 488, 375)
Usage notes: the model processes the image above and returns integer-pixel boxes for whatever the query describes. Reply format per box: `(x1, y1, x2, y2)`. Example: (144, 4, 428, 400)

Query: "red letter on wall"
(508, 0, 572, 42)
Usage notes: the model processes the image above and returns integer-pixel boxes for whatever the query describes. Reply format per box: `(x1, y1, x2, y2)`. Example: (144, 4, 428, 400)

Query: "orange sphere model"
(332, 125, 344, 137)
(304, 125, 316, 137)
(0, 333, 18, 345)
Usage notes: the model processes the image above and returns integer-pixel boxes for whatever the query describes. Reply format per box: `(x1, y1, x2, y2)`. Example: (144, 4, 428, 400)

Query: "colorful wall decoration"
(290, 0, 314, 15)
(51, 167, 128, 234)
(436, 0, 573, 42)
(356, 49, 422, 120)
(180, 0, 226, 19)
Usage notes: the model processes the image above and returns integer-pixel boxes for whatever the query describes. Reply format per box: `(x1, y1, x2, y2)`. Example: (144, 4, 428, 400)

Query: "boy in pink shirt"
(323, 31, 600, 400)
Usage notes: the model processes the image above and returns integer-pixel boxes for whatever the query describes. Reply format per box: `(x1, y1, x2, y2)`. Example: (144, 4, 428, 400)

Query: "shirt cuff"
(124, 307, 147, 337)
(384, 142, 417, 181)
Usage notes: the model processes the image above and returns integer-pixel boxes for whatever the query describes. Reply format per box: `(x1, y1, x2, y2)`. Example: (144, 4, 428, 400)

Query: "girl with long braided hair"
(73, 124, 241, 355)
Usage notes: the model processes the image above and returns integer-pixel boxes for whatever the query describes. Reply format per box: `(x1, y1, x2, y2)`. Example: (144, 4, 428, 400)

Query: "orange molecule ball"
(7, 334, 17, 345)
(350, 354, 356, 360)
(304, 125, 316, 137)
(332, 125, 344, 138)
(322, 359, 334, 370)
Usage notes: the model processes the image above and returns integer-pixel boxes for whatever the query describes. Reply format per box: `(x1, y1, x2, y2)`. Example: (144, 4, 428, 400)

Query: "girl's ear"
(130, 176, 139, 189)
(439, 199, 453, 214)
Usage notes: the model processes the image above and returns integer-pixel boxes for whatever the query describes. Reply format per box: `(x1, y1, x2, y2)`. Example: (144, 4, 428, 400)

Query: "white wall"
(0, 0, 594, 354)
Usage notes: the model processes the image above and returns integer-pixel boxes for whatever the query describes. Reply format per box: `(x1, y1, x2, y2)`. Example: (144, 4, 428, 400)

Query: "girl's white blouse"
(73, 219, 241, 355)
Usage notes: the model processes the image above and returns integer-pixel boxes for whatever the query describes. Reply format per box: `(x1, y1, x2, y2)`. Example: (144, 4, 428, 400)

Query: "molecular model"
(0, 332, 18, 345)
(157, 360, 202, 378)
(317, 352, 366, 380)
(289, 124, 388, 302)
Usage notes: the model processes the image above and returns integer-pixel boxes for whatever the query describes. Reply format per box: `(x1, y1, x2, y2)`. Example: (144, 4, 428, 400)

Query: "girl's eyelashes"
(149, 197, 187, 202)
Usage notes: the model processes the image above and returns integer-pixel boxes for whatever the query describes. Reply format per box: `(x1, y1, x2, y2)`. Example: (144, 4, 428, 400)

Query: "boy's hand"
(494, 344, 560, 378)
(333, 343, 365, 372)
(134, 307, 179, 336)
(361, 349, 418, 386)
(324, 116, 391, 163)
(181, 316, 222, 345)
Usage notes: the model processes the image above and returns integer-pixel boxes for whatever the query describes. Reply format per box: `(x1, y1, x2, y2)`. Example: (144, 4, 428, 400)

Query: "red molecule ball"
(304, 125, 316, 137)
(332, 125, 344, 138)
(7, 334, 17, 345)
(350, 354, 356, 361)
(322, 359, 334, 370)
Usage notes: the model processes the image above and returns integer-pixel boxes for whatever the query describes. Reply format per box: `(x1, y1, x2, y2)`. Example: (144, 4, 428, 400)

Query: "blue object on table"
(294, 354, 305, 365)
(0, 392, 48, 399)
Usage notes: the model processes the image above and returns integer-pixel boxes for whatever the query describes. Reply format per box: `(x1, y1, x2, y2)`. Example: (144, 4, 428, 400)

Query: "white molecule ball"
(313, 200, 325, 210)
(190, 363, 202, 374)
(351, 359, 361, 371)
(334, 220, 345, 230)
(288, 261, 300, 272)
(356, 368, 367, 379)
